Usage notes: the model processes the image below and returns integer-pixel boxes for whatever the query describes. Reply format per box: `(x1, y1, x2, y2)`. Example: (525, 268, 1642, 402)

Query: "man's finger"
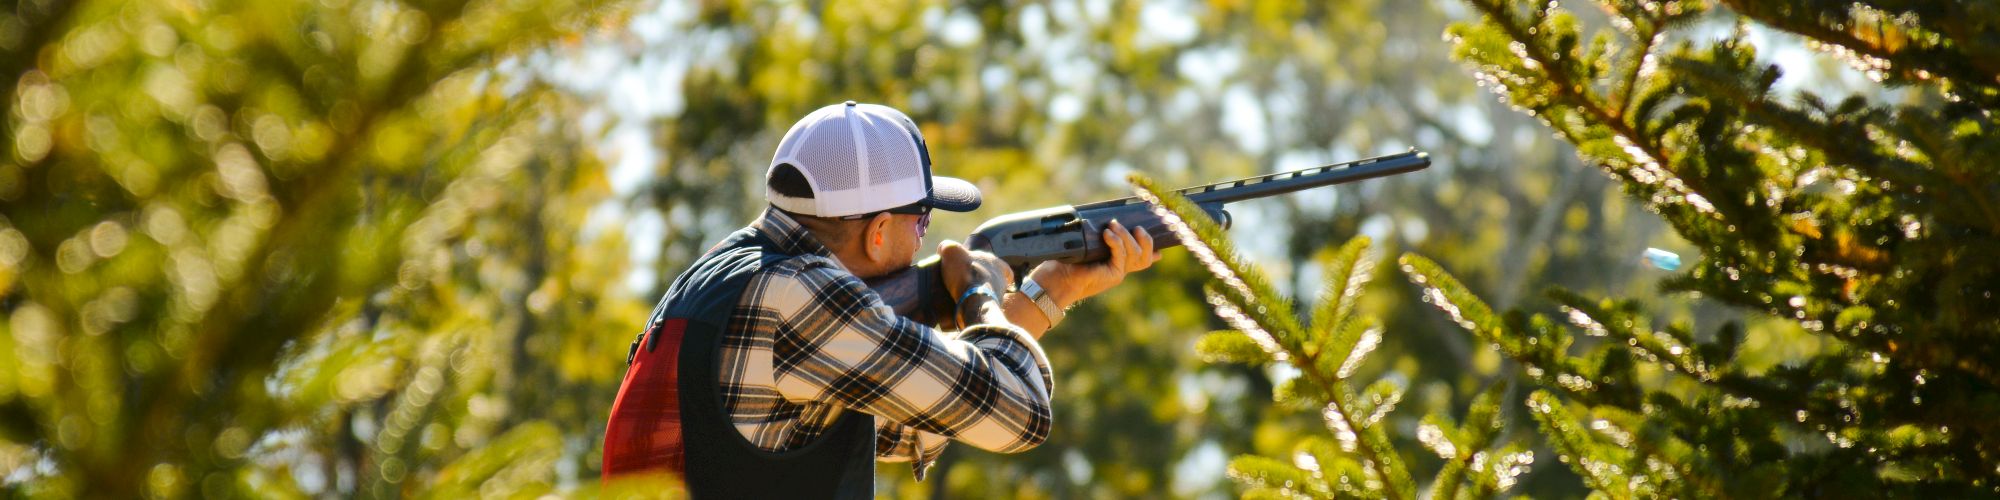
(1119, 222, 1140, 270)
(1132, 228, 1157, 271)
(1117, 223, 1141, 271)
(1125, 226, 1148, 271)
(1104, 220, 1129, 267)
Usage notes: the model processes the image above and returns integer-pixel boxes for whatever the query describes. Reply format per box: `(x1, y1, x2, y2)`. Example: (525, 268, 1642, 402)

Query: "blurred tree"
(1393, 0, 2000, 496)
(0, 0, 638, 497)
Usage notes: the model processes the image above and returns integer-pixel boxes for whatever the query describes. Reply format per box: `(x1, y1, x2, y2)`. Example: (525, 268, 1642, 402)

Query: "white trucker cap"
(766, 101, 982, 217)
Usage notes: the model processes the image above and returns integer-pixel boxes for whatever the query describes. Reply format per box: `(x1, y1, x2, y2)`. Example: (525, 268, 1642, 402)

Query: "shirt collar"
(756, 207, 841, 262)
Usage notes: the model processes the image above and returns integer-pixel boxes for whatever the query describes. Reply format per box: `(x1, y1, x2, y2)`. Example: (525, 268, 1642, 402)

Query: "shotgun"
(866, 149, 1431, 327)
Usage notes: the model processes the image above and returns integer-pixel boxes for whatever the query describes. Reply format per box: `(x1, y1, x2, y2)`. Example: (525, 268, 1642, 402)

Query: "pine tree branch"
(1550, 287, 2000, 479)
(1136, 178, 1419, 499)
(1308, 237, 1376, 353)
(1398, 254, 1597, 399)
(1460, 0, 1725, 231)
(1207, 270, 1416, 498)
(1448, 0, 2000, 494)
(1609, 11, 1665, 120)
(1309, 357, 1416, 499)
(1427, 382, 1510, 500)
(1669, 64, 2000, 237)
(1402, 257, 1762, 495)
(1645, 74, 2000, 385)
(1523, 391, 1631, 495)
(1615, 409, 1728, 498)
(1894, 112, 2000, 235)
(1132, 178, 1308, 349)
(1716, 0, 2000, 107)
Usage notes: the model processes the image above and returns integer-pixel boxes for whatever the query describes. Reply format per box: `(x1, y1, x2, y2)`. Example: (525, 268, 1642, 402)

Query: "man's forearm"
(1002, 293, 1051, 338)
(948, 255, 1088, 339)
(950, 292, 1052, 339)
(1001, 266, 1082, 339)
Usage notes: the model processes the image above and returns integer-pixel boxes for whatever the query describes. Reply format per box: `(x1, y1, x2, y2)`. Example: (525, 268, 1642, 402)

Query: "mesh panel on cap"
(773, 124, 803, 162)
(799, 114, 858, 191)
(864, 116, 921, 184)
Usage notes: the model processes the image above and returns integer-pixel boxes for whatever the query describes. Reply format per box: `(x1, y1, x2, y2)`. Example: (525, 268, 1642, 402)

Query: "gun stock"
(864, 257, 959, 328)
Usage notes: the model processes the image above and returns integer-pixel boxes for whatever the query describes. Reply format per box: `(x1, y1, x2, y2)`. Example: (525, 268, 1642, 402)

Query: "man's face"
(882, 212, 925, 269)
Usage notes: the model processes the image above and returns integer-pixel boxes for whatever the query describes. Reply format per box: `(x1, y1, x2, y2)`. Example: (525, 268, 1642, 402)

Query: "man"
(602, 101, 1159, 497)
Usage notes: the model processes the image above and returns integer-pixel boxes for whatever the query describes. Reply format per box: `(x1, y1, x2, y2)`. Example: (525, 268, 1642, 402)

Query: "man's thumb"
(937, 239, 967, 260)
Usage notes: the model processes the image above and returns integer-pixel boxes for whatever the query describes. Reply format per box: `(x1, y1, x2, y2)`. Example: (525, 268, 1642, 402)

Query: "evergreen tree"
(1133, 178, 1535, 499)
(1393, 0, 1997, 496)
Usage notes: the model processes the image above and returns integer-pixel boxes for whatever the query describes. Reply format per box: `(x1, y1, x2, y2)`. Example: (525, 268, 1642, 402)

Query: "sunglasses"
(839, 202, 932, 238)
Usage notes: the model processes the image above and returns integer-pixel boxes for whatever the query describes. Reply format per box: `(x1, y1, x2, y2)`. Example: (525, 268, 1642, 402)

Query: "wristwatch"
(1019, 277, 1065, 326)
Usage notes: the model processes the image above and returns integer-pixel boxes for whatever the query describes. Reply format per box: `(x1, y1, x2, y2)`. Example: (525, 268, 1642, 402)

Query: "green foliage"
(1425, 384, 1520, 500)
(0, 0, 637, 496)
(1196, 330, 1277, 365)
(1135, 176, 1534, 499)
(1424, 0, 2000, 496)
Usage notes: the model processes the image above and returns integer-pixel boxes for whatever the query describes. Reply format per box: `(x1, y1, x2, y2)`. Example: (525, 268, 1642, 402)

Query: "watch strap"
(1020, 277, 1065, 326)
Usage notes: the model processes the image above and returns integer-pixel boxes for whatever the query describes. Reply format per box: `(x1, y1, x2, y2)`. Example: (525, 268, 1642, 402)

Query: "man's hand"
(1029, 219, 1160, 307)
(938, 240, 1014, 305)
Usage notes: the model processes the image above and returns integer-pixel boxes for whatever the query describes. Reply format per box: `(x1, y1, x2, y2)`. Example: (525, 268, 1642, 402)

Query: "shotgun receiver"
(865, 149, 1431, 327)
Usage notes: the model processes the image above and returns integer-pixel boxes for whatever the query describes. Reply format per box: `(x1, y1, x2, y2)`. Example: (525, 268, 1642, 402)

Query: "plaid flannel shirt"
(717, 209, 1055, 479)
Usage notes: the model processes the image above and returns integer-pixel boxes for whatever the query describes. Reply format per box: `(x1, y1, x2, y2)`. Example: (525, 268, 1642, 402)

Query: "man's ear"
(862, 212, 895, 263)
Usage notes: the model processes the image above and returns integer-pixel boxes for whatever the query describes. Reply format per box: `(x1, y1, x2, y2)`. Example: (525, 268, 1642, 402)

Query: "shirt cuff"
(958, 323, 1055, 401)
(910, 431, 949, 481)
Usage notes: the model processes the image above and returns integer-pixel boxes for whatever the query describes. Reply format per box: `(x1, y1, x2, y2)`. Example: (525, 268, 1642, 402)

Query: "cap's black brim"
(927, 176, 982, 212)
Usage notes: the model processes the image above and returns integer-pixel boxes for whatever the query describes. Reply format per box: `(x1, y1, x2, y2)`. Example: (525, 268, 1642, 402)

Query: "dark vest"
(602, 227, 875, 498)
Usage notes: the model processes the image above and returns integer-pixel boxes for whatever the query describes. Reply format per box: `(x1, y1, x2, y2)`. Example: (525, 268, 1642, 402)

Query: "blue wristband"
(958, 283, 996, 307)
